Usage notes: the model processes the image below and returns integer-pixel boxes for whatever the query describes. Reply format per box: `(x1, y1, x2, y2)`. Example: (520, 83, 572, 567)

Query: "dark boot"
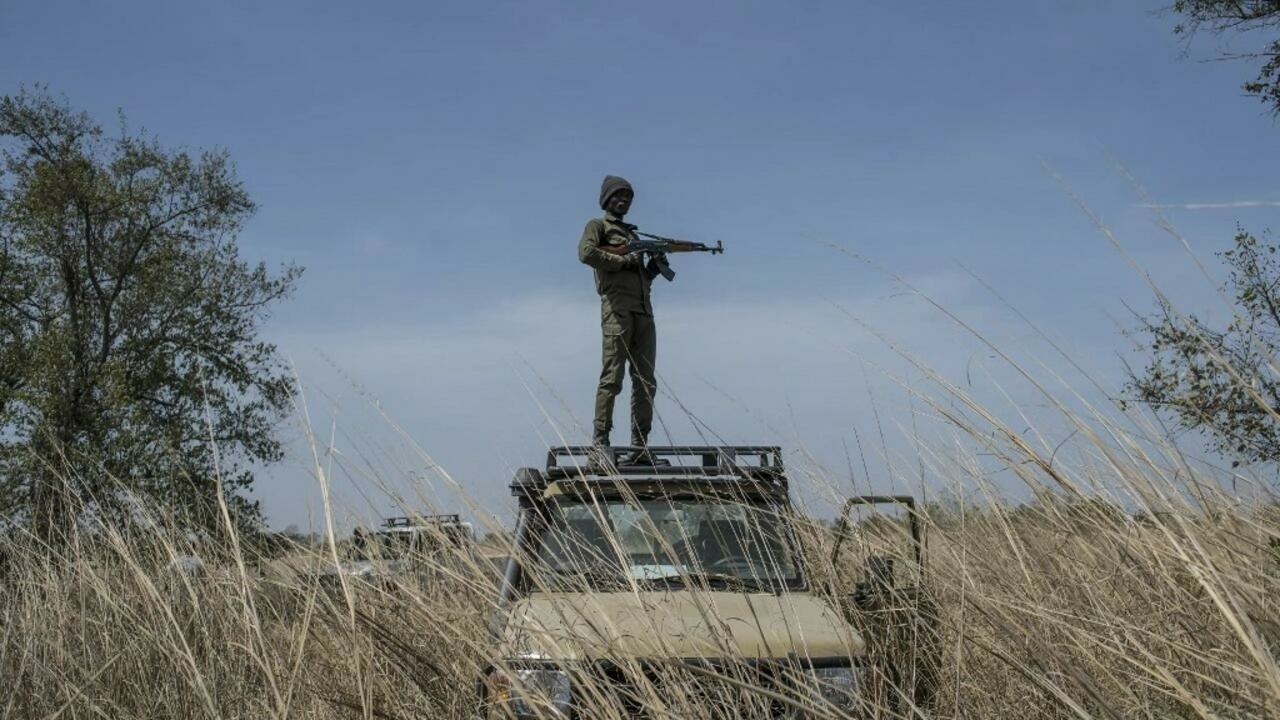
(588, 433, 613, 472)
(623, 436, 670, 467)
(618, 434, 645, 466)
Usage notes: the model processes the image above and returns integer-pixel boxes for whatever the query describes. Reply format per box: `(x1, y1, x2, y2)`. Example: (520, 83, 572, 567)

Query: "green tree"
(0, 86, 302, 543)
(1123, 227, 1280, 468)
(1167, 1, 1280, 115)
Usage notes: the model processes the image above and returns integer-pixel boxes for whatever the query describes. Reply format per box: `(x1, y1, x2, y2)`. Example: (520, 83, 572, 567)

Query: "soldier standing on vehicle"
(578, 175, 667, 465)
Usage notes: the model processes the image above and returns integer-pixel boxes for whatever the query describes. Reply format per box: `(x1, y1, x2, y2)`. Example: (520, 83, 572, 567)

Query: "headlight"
(485, 668, 572, 718)
(800, 665, 863, 715)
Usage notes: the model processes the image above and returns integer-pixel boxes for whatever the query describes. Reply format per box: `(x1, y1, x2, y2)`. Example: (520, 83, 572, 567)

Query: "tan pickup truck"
(475, 445, 939, 719)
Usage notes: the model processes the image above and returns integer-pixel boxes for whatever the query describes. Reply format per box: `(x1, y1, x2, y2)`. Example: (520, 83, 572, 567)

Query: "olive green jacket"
(578, 213, 655, 316)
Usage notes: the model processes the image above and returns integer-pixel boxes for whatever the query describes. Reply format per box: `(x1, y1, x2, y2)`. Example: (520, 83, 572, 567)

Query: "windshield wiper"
(647, 572, 771, 593)
(542, 563, 628, 589)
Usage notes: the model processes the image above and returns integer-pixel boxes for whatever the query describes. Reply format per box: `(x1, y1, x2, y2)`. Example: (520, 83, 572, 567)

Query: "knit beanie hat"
(599, 175, 634, 209)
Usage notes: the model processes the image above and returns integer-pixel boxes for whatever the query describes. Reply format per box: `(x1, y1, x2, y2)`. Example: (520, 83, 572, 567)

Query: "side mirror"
(852, 554, 894, 610)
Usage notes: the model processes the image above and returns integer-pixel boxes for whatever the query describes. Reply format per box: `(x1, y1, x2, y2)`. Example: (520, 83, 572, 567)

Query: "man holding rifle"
(577, 175, 726, 466)
(577, 174, 665, 466)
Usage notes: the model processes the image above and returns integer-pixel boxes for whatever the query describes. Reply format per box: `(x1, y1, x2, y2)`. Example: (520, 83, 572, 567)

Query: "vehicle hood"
(496, 591, 863, 662)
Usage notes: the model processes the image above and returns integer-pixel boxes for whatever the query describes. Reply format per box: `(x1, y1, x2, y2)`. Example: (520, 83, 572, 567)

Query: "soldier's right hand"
(619, 252, 644, 270)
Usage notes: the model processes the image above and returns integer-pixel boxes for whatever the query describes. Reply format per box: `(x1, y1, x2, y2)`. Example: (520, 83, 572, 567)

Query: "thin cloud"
(1137, 200, 1280, 210)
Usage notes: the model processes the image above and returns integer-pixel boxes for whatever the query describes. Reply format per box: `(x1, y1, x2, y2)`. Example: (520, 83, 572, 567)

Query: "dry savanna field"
(3, 394, 1279, 720)
(10, 4, 1280, 718)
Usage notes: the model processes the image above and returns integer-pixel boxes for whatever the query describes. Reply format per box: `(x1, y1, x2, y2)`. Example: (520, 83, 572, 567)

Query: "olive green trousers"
(592, 309, 656, 446)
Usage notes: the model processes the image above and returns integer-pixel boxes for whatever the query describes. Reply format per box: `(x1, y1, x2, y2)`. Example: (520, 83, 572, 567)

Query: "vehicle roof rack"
(542, 445, 786, 483)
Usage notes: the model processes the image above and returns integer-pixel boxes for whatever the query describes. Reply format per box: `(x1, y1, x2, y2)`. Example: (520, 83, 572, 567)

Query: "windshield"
(347, 523, 473, 561)
(349, 530, 415, 560)
(528, 497, 802, 592)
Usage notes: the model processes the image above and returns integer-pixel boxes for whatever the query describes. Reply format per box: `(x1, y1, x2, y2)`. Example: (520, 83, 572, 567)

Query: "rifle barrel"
(633, 231, 724, 254)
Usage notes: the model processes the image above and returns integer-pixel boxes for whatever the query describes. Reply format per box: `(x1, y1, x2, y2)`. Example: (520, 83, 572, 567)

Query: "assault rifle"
(600, 226, 725, 281)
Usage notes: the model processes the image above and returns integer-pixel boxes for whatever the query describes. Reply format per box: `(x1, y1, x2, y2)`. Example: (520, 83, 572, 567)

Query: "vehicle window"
(529, 498, 799, 590)
(349, 530, 414, 560)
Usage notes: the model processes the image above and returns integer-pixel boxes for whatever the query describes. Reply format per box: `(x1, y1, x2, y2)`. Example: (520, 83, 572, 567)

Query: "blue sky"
(5, 1, 1280, 533)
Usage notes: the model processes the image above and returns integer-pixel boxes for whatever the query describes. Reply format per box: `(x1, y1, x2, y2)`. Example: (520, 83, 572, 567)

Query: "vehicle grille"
(582, 659, 800, 719)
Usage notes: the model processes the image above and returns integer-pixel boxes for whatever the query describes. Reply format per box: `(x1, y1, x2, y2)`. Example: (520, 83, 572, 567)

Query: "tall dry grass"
(2, 408, 1276, 719)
